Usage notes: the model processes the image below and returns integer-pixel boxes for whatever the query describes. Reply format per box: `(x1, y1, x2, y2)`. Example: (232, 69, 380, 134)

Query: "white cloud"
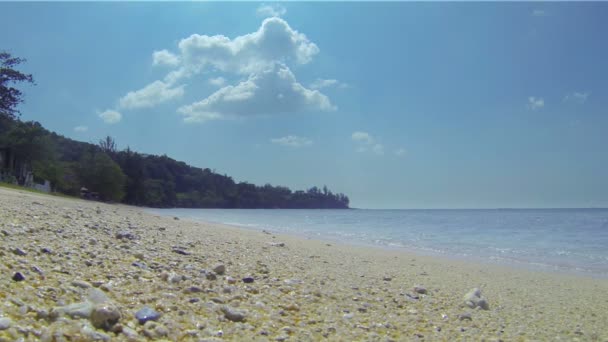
(527, 96, 544, 110)
(564, 92, 589, 104)
(351, 131, 374, 145)
(98, 110, 122, 124)
(119, 80, 185, 110)
(174, 17, 319, 79)
(74, 125, 88, 132)
(178, 64, 334, 123)
(271, 135, 312, 147)
(153, 49, 180, 67)
(257, 4, 286, 18)
(394, 148, 406, 157)
(209, 77, 226, 87)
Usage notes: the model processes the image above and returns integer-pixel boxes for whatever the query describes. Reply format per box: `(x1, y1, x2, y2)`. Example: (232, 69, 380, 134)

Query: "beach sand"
(1, 186, 607, 341)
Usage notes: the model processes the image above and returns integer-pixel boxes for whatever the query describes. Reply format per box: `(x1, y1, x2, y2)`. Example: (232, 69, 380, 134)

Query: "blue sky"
(1, 2, 607, 209)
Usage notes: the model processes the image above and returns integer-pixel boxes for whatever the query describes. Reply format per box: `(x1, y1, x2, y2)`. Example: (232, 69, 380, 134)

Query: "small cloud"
(527, 96, 544, 110)
(351, 131, 374, 145)
(564, 92, 589, 104)
(394, 148, 406, 157)
(532, 9, 549, 17)
(270, 135, 313, 147)
(257, 4, 287, 18)
(209, 77, 226, 87)
(152, 49, 180, 67)
(372, 144, 384, 155)
(119, 80, 185, 110)
(98, 110, 122, 124)
(74, 125, 88, 132)
(309, 78, 350, 90)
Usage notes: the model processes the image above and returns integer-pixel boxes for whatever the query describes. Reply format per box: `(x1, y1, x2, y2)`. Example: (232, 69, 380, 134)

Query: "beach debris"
(413, 285, 427, 294)
(0, 317, 12, 330)
(213, 263, 226, 275)
(12, 272, 25, 282)
(463, 288, 489, 310)
(242, 276, 255, 283)
(221, 305, 247, 322)
(135, 306, 162, 324)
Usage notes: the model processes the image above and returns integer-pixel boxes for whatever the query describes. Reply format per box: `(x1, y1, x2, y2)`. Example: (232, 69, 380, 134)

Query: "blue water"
(147, 208, 608, 277)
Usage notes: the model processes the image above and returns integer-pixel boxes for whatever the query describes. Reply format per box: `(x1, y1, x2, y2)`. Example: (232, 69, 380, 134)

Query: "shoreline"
(148, 208, 608, 280)
(2, 187, 608, 340)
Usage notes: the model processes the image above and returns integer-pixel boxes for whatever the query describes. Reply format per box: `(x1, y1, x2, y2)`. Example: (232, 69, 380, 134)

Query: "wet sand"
(1, 186, 607, 341)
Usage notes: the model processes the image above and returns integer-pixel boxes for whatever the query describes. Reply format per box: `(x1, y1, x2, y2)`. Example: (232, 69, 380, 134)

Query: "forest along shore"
(1, 187, 607, 341)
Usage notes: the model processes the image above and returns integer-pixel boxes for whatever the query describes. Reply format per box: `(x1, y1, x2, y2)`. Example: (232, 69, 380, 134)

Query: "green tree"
(0, 52, 35, 120)
(78, 151, 126, 202)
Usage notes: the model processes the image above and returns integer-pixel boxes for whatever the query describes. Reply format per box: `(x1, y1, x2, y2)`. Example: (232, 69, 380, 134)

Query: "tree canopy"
(0, 52, 34, 120)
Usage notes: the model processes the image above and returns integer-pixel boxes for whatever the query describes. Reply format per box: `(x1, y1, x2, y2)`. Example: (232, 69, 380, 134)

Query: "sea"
(146, 208, 608, 278)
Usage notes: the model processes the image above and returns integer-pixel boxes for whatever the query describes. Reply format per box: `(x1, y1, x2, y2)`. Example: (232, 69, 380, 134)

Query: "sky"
(1, 2, 607, 209)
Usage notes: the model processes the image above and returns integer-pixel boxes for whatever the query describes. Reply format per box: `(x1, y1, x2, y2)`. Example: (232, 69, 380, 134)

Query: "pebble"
(458, 312, 473, 321)
(172, 248, 191, 255)
(205, 271, 218, 280)
(55, 301, 94, 319)
(90, 303, 121, 330)
(221, 305, 247, 322)
(242, 276, 255, 283)
(135, 306, 162, 324)
(213, 263, 226, 275)
(463, 288, 490, 310)
(12, 247, 27, 256)
(0, 317, 12, 330)
(226, 276, 237, 284)
(115, 231, 137, 240)
(413, 286, 427, 294)
(383, 276, 392, 281)
(72, 280, 92, 289)
(12, 272, 25, 282)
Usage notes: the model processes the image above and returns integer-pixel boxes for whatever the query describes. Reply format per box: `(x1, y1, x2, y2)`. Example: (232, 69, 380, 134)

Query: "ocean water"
(147, 208, 608, 277)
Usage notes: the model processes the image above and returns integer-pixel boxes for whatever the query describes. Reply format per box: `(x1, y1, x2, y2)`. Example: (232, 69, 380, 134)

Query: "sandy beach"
(1, 187, 607, 341)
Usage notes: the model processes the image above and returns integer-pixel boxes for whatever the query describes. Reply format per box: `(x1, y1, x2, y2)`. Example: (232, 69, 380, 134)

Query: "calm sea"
(147, 208, 608, 277)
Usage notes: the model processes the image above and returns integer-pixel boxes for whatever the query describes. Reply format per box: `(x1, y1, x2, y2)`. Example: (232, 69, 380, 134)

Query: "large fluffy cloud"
(178, 64, 335, 123)
(119, 81, 185, 110)
(175, 17, 318, 79)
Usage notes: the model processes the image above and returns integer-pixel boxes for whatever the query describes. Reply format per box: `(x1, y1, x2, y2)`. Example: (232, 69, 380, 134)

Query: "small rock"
(205, 271, 217, 281)
(242, 276, 254, 283)
(135, 306, 162, 324)
(12, 272, 25, 282)
(0, 317, 12, 330)
(221, 305, 247, 322)
(115, 231, 137, 240)
(72, 280, 92, 289)
(212, 263, 226, 275)
(172, 248, 191, 255)
(173, 216, 180, 220)
(89, 238, 98, 246)
(185, 286, 203, 293)
(270, 242, 285, 247)
(458, 312, 473, 321)
(225, 276, 237, 284)
(413, 286, 427, 294)
(91, 303, 121, 330)
(87, 288, 111, 304)
(55, 301, 94, 319)
(12, 247, 27, 256)
(383, 276, 392, 281)
(463, 288, 489, 310)
(41, 247, 52, 254)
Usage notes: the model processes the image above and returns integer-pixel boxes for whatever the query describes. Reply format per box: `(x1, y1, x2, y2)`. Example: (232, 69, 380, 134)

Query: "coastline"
(1, 187, 607, 341)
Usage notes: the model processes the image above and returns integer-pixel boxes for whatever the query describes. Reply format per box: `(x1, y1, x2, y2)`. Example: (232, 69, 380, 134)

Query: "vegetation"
(1, 51, 35, 120)
(0, 51, 349, 208)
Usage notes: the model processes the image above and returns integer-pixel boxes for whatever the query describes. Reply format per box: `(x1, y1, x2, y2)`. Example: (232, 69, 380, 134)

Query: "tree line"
(0, 52, 349, 209)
